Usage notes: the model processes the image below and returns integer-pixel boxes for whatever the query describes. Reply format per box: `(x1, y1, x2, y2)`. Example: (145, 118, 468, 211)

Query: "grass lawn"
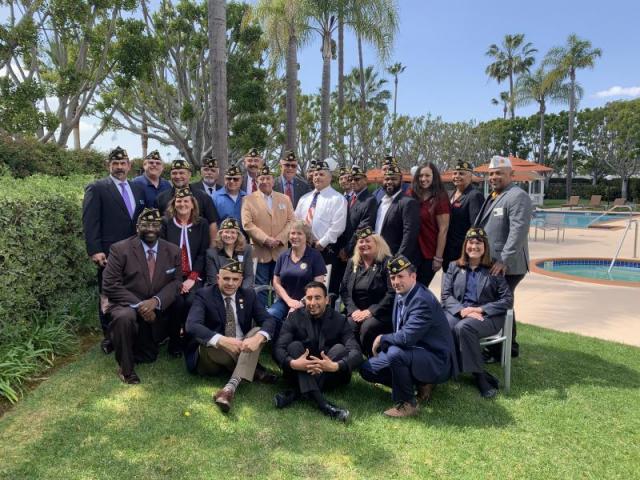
(1, 324, 639, 479)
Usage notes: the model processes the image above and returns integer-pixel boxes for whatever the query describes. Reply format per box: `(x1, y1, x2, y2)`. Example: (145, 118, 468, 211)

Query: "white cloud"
(594, 86, 640, 98)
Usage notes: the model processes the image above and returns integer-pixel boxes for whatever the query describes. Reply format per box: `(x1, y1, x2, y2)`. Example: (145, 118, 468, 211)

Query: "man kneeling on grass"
(273, 281, 363, 422)
(360, 255, 457, 418)
(185, 260, 278, 413)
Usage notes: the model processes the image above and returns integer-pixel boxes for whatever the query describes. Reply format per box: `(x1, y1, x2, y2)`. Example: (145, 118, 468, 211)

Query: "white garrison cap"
(324, 157, 338, 172)
(488, 155, 512, 169)
(410, 165, 419, 176)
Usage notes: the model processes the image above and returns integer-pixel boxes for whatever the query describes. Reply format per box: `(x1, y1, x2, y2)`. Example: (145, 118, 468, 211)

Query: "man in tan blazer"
(241, 164, 294, 305)
(102, 208, 182, 384)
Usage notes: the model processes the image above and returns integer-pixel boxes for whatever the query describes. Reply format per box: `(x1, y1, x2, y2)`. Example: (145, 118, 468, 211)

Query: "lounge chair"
(534, 213, 566, 242)
(579, 195, 603, 210)
(612, 198, 626, 207)
(562, 196, 580, 209)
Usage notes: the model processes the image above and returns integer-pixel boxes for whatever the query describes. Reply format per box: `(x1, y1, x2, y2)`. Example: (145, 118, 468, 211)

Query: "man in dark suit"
(273, 150, 311, 209)
(338, 165, 378, 260)
(273, 281, 363, 422)
(360, 255, 456, 418)
(186, 260, 277, 413)
(373, 155, 409, 202)
(190, 154, 223, 202)
(102, 208, 182, 384)
(241, 147, 263, 194)
(374, 165, 420, 264)
(157, 159, 218, 239)
(82, 146, 146, 352)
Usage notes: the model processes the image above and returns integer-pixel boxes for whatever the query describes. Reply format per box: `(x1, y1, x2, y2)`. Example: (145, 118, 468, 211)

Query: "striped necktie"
(305, 191, 320, 225)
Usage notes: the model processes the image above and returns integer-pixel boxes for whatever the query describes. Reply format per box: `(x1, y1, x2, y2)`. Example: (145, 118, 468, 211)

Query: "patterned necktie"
(147, 249, 156, 280)
(285, 181, 293, 202)
(119, 182, 134, 218)
(396, 298, 404, 330)
(305, 191, 320, 225)
(252, 178, 257, 193)
(224, 296, 237, 338)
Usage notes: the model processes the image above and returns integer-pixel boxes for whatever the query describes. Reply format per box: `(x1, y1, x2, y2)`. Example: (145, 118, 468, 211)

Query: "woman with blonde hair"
(339, 227, 395, 357)
(205, 217, 254, 288)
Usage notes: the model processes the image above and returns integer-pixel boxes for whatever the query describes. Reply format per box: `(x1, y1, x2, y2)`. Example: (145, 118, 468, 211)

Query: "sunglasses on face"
(225, 177, 241, 182)
(281, 163, 297, 168)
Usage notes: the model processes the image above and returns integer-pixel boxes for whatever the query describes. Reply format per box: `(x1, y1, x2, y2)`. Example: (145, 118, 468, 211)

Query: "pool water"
(538, 259, 640, 283)
(531, 211, 635, 229)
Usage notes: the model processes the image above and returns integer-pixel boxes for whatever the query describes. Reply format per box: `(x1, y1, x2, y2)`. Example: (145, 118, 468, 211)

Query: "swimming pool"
(531, 211, 636, 229)
(531, 258, 640, 287)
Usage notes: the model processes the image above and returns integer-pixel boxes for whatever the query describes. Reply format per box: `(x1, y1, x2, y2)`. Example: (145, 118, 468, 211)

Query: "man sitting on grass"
(273, 281, 363, 422)
(360, 255, 457, 418)
(185, 260, 277, 413)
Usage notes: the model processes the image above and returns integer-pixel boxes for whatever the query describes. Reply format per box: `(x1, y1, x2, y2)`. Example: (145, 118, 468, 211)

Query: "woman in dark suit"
(443, 160, 484, 271)
(340, 227, 395, 357)
(205, 217, 254, 288)
(161, 187, 210, 356)
(441, 227, 512, 398)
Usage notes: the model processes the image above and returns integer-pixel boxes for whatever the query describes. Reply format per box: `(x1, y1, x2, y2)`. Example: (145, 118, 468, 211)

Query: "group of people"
(82, 145, 533, 421)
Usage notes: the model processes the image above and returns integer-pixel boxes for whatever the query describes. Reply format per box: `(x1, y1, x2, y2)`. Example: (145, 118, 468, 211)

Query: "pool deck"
(430, 219, 640, 348)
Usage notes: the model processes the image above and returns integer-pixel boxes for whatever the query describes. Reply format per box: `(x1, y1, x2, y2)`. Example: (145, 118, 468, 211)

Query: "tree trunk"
(337, 15, 345, 165)
(209, 0, 228, 172)
(566, 68, 576, 197)
(320, 29, 332, 161)
(141, 112, 149, 158)
(73, 107, 80, 150)
(621, 176, 628, 200)
(392, 75, 398, 157)
(538, 101, 545, 166)
(357, 36, 369, 163)
(285, 30, 298, 152)
(508, 71, 515, 119)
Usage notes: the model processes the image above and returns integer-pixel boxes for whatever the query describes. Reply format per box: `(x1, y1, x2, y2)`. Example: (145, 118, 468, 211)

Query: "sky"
(3, 0, 639, 157)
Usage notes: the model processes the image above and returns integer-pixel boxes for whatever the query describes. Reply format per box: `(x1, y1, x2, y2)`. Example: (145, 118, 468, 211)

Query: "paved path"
(430, 221, 640, 347)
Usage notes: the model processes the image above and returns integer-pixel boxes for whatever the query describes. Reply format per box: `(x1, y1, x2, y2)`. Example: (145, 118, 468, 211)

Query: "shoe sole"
(215, 399, 231, 413)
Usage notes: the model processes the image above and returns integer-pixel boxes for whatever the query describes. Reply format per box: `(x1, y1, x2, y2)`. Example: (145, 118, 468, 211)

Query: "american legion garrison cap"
(387, 254, 412, 274)
(174, 187, 193, 199)
(454, 159, 473, 172)
(465, 227, 488, 240)
(220, 217, 241, 231)
(138, 208, 162, 224)
(108, 146, 129, 162)
(145, 150, 161, 161)
(171, 159, 191, 171)
(221, 259, 244, 274)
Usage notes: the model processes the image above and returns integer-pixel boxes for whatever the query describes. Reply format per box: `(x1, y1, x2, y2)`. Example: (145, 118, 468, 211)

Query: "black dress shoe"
(254, 365, 278, 384)
(118, 369, 140, 384)
(475, 371, 498, 399)
(319, 402, 350, 423)
(274, 390, 300, 409)
(167, 338, 184, 358)
(485, 371, 500, 389)
(101, 338, 114, 355)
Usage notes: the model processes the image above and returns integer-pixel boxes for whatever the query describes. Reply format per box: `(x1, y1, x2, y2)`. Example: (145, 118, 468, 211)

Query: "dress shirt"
(206, 291, 270, 347)
(375, 189, 403, 233)
(462, 268, 480, 307)
(213, 187, 246, 224)
(394, 284, 417, 330)
(294, 186, 347, 248)
(110, 175, 136, 214)
(138, 240, 162, 309)
(262, 192, 273, 212)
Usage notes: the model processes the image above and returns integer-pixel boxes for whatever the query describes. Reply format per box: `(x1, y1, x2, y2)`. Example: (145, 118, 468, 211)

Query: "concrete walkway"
(430, 220, 640, 347)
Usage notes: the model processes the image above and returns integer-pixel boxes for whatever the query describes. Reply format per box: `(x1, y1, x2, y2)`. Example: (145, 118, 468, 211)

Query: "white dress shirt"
(295, 186, 347, 248)
(375, 189, 403, 234)
(207, 292, 270, 346)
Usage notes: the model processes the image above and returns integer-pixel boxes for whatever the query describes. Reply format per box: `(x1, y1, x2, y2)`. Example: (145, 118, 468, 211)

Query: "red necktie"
(252, 178, 257, 192)
(350, 194, 357, 208)
(285, 181, 293, 202)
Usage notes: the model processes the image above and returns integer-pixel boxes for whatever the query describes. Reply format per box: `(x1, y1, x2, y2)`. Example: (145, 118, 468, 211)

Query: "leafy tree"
(490, 91, 510, 120)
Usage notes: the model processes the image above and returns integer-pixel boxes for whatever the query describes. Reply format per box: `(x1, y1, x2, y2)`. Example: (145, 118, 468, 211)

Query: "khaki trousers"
(197, 327, 263, 381)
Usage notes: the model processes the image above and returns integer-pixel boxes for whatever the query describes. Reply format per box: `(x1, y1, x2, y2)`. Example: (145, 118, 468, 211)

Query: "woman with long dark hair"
(410, 162, 450, 287)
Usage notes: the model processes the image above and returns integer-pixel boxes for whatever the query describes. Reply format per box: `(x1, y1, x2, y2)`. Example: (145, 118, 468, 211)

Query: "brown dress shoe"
(383, 402, 418, 418)
(117, 368, 140, 384)
(213, 388, 234, 413)
(417, 383, 435, 403)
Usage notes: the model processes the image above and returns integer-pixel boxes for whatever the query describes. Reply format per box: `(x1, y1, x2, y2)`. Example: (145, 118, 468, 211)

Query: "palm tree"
(255, 0, 311, 153)
(344, 66, 391, 111)
(209, 0, 228, 170)
(485, 34, 537, 119)
(546, 34, 602, 197)
(387, 61, 405, 156)
(515, 64, 573, 166)
(491, 91, 511, 120)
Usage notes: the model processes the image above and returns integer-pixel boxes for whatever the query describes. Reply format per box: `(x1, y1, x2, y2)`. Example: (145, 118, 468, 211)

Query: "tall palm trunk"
(337, 15, 345, 165)
(392, 74, 398, 157)
(538, 101, 545, 166)
(320, 28, 332, 160)
(508, 71, 515, 119)
(285, 29, 298, 152)
(357, 35, 369, 163)
(209, 0, 228, 171)
(566, 68, 576, 197)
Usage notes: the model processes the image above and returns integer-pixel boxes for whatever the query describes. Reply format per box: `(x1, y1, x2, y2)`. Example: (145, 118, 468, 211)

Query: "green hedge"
(0, 174, 96, 402)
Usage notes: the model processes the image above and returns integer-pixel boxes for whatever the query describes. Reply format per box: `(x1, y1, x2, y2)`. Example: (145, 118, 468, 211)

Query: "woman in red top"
(410, 162, 450, 287)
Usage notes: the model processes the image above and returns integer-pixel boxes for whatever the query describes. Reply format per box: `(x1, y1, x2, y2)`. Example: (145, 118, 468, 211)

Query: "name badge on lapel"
(237, 255, 244, 262)
(493, 207, 504, 217)
(278, 203, 286, 210)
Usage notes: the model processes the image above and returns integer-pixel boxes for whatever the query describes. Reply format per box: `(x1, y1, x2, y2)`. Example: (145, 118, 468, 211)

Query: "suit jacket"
(474, 184, 533, 275)
(157, 186, 219, 226)
(379, 193, 420, 264)
(205, 245, 254, 289)
(82, 177, 146, 256)
(380, 283, 456, 383)
(241, 190, 294, 263)
(102, 236, 182, 311)
(185, 285, 275, 372)
(274, 307, 363, 373)
(338, 188, 378, 255)
(340, 257, 394, 322)
(190, 180, 223, 197)
(273, 175, 311, 209)
(441, 263, 513, 328)
(444, 185, 485, 262)
(161, 217, 210, 276)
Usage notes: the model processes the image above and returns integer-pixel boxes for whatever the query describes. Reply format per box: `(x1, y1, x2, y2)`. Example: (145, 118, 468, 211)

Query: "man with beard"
(373, 155, 410, 202)
(474, 155, 533, 358)
(83, 146, 146, 354)
(133, 150, 171, 208)
(102, 208, 182, 384)
(242, 148, 264, 194)
(374, 164, 420, 265)
(191, 154, 223, 201)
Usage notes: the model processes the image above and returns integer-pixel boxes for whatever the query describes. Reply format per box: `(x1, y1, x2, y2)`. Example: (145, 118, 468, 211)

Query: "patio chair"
(579, 195, 603, 210)
(562, 196, 580, 209)
(534, 213, 566, 242)
(612, 198, 626, 207)
(479, 309, 514, 394)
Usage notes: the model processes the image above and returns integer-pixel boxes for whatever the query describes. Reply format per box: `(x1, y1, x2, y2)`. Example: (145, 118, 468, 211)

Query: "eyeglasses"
(281, 163, 297, 169)
(225, 177, 241, 182)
